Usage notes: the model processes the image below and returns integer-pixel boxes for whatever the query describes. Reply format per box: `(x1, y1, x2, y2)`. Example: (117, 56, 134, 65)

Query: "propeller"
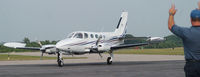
(96, 35, 102, 46)
(37, 40, 42, 47)
(146, 36, 151, 43)
(95, 35, 103, 58)
(37, 40, 45, 60)
(40, 51, 44, 60)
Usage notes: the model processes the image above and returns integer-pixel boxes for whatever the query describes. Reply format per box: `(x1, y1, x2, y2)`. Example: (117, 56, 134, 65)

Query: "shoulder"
(171, 25, 190, 32)
(171, 25, 190, 38)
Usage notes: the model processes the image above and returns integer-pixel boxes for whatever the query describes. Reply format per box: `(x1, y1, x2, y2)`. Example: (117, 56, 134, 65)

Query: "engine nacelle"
(147, 37, 165, 43)
(97, 44, 111, 52)
(45, 48, 57, 54)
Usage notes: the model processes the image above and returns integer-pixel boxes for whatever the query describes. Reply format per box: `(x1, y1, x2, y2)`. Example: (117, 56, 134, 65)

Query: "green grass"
(0, 54, 87, 61)
(114, 47, 184, 55)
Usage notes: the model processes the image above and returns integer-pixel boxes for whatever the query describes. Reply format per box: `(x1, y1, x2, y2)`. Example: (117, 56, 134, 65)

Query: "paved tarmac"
(0, 52, 184, 65)
(0, 60, 185, 77)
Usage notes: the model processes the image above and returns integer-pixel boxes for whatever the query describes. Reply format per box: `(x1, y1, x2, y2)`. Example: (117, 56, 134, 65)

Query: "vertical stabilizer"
(114, 12, 128, 36)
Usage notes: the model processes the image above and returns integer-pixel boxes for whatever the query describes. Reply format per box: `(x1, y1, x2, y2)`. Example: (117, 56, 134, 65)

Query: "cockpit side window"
(84, 33, 88, 39)
(73, 33, 83, 38)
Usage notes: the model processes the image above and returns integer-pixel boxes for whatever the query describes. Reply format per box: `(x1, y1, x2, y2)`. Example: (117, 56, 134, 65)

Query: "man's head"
(191, 9, 200, 26)
(191, 1, 200, 26)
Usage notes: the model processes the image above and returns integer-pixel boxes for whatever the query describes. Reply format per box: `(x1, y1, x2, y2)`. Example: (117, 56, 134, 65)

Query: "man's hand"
(168, 4, 177, 30)
(169, 4, 177, 16)
(198, 1, 200, 10)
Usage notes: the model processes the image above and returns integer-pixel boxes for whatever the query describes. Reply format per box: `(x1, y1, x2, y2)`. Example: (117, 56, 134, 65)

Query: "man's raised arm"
(168, 4, 177, 30)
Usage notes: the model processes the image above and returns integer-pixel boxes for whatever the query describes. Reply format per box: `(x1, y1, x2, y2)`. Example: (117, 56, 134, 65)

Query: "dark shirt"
(171, 25, 200, 60)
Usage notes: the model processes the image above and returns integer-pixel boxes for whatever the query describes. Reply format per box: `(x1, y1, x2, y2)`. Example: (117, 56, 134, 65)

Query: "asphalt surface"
(0, 60, 185, 77)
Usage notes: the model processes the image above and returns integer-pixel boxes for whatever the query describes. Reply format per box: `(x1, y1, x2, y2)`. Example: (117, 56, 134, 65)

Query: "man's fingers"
(198, 1, 200, 9)
(171, 4, 175, 9)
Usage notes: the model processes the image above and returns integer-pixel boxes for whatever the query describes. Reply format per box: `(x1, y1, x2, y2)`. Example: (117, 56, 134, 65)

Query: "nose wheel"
(58, 58, 64, 67)
(107, 57, 112, 65)
(57, 51, 64, 67)
(107, 51, 113, 65)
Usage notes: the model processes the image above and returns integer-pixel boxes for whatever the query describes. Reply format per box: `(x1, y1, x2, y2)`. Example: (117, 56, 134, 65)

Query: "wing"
(111, 43, 148, 50)
(14, 47, 40, 50)
(3, 42, 40, 50)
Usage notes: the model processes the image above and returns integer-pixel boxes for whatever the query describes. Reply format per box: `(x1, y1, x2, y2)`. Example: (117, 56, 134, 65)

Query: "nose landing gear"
(57, 51, 64, 67)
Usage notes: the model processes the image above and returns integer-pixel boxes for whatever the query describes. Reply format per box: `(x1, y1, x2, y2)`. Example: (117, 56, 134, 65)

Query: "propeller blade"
(36, 40, 42, 47)
(40, 52, 44, 60)
(95, 36, 102, 46)
(98, 53, 103, 58)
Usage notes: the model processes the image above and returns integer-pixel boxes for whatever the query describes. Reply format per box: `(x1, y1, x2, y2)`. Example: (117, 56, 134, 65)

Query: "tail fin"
(114, 12, 128, 36)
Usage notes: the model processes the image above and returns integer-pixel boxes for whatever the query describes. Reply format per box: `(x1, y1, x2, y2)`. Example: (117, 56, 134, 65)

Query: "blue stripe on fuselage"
(62, 36, 121, 46)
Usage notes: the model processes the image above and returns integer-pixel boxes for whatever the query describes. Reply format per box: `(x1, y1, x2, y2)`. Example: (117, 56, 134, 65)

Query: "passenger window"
(90, 34, 94, 38)
(99, 35, 102, 38)
(95, 34, 98, 38)
(84, 33, 88, 39)
(73, 33, 83, 39)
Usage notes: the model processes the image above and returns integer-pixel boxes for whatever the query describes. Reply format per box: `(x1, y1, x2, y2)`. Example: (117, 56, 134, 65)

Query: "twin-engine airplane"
(4, 12, 165, 67)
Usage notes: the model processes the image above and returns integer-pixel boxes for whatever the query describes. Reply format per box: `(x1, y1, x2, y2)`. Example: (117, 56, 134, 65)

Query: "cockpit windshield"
(73, 33, 83, 39)
(67, 33, 74, 38)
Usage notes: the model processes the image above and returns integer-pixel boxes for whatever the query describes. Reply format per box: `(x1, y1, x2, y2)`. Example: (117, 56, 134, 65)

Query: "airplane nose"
(56, 40, 65, 50)
(56, 38, 78, 51)
(56, 39, 73, 50)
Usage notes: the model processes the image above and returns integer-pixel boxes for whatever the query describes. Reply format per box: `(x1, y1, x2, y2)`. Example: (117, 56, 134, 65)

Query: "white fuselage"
(55, 12, 128, 55)
(56, 31, 124, 54)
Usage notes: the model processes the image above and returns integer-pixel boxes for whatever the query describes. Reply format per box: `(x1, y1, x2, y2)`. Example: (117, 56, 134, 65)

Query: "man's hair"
(191, 9, 200, 22)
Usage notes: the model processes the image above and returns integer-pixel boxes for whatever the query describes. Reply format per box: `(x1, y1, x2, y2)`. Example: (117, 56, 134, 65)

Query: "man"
(168, 2, 200, 77)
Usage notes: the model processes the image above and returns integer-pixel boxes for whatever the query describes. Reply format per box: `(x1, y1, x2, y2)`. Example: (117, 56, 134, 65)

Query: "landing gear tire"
(57, 59, 64, 67)
(107, 57, 112, 65)
(57, 51, 64, 67)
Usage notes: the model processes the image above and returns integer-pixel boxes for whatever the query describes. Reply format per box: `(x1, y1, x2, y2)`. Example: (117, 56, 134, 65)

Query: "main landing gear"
(57, 51, 64, 67)
(107, 51, 113, 65)
(56, 50, 113, 66)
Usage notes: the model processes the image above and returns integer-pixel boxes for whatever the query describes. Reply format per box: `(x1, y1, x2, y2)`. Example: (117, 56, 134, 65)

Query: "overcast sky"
(0, 0, 199, 42)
